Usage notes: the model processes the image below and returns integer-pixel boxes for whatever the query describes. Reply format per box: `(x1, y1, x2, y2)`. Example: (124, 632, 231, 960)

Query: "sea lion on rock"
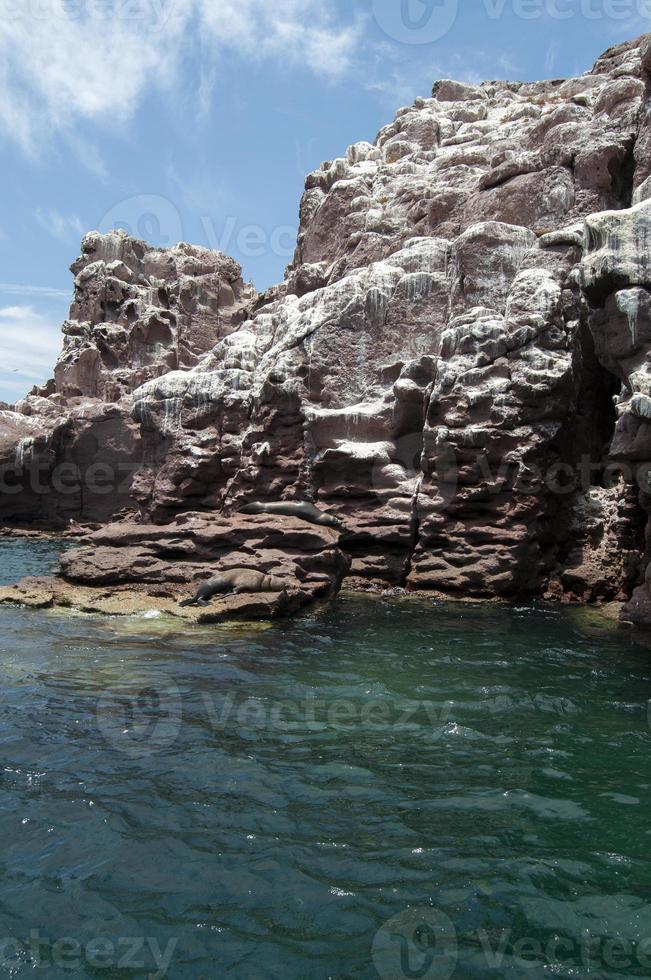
(239, 501, 342, 530)
(180, 569, 287, 608)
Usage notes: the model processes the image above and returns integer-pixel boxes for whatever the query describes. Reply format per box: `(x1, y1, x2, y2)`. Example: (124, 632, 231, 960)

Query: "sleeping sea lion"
(239, 500, 342, 530)
(179, 569, 287, 608)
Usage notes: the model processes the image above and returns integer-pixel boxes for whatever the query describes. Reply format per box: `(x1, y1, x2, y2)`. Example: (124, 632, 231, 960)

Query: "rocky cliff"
(5, 34, 651, 618)
(0, 236, 254, 525)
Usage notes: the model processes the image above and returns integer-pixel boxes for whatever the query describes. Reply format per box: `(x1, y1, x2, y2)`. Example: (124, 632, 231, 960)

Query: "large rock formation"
(6, 34, 651, 619)
(579, 194, 651, 620)
(0, 512, 349, 621)
(0, 234, 254, 525)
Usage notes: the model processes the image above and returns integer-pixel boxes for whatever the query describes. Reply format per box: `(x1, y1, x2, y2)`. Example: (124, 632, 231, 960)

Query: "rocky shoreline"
(0, 520, 628, 626)
(0, 512, 349, 621)
(4, 34, 651, 624)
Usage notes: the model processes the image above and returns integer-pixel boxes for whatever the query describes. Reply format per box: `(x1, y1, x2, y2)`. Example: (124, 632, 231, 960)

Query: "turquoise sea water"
(1, 540, 651, 978)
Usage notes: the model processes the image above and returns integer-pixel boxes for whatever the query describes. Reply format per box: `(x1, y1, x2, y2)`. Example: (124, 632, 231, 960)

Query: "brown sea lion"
(180, 569, 287, 608)
(239, 501, 342, 530)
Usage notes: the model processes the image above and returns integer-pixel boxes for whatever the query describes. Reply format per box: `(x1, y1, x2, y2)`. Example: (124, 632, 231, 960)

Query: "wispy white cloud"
(0, 5, 175, 153)
(0, 0, 363, 155)
(196, 0, 363, 75)
(0, 305, 61, 395)
(0, 284, 71, 300)
(35, 208, 84, 244)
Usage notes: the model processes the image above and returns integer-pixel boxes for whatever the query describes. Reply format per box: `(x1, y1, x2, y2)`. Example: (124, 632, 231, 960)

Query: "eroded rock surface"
(579, 193, 651, 620)
(5, 35, 651, 618)
(0, 233, 254, 525)
(129, 35, 651, 597)
(0, 513, 349, 621)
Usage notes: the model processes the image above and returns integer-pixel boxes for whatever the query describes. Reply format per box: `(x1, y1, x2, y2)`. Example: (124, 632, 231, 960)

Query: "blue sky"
(0, 0, 649, 402)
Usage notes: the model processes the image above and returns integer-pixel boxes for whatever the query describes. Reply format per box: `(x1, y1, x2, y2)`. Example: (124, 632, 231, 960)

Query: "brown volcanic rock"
(5, 36, 651, 614)
(0, 513, 349, 620)
(549, 484, 646, 602)
(579, 196, 651, 621)
(61, 231, 253, 399)
(127, 36, 651, 597)
(0, 232, 255, 526)
(0, 575, 296, 622)
(40, 512, 349, 619)
(291, 45, 643, 283)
